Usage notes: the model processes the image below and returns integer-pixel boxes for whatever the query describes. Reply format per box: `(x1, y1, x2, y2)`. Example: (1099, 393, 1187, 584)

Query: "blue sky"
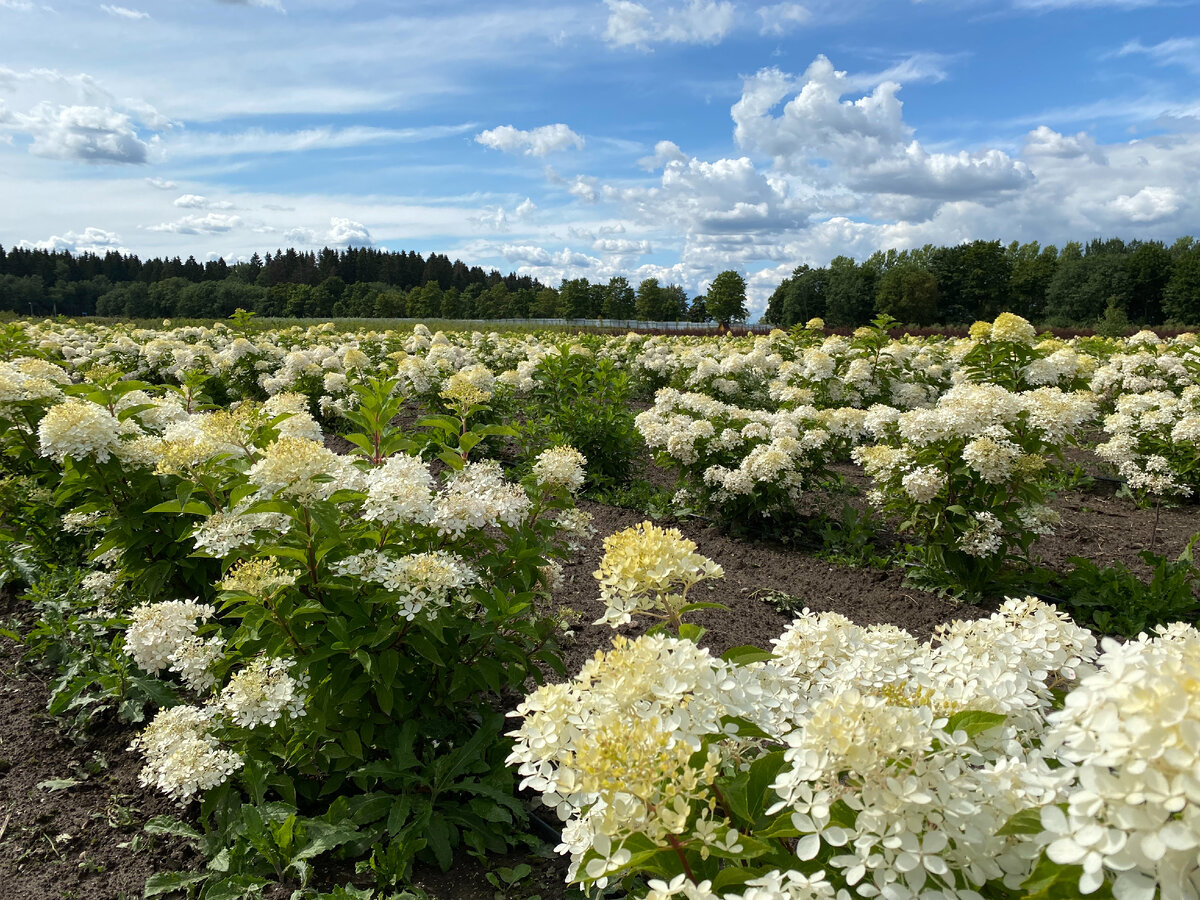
(1, 0, 1197, 315)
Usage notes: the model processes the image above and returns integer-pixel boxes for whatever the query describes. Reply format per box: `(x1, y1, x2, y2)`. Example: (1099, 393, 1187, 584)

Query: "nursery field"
(0, 314, 1198, 900)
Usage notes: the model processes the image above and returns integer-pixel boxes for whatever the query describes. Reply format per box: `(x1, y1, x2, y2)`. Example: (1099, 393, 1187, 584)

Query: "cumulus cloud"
(757, 3, 809, 35)
(6, 103, 150, 163)
(283, 217, 372, 247)
(638, 139, 689, 170)
(327, 217, 371, 246)
(501, 245, 600, 270)
(475, 123, 584, 156)
(514, 197, 537, 218)
(603, 0, 736, 49)
(731, 56, 1030, 203)
(471, 206, 509, 231)
(145, 176, 177, 189)
(1107, 186, 1181, 223)
(17, 227, 124, 253)
(0, 0, 34, 10)
(100, 4, 150, 19)
(148, 212, 242, 234)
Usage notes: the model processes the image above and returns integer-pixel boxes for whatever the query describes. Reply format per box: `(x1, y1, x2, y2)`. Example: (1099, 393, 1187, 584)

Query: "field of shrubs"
(0, 312, 1197, 900)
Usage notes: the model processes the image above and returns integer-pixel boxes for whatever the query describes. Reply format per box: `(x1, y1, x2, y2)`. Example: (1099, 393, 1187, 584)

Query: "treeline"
(0, 246, 553, 320)
(763, 237, 1200, 328)
(0, 245, 709, 323)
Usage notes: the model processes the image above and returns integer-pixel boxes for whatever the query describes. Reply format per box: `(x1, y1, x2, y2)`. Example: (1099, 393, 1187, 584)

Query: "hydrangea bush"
(508, 526, 1200, 900)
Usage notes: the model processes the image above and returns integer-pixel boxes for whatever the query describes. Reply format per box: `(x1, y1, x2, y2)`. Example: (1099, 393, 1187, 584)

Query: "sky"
(1, 0, 1198, 317)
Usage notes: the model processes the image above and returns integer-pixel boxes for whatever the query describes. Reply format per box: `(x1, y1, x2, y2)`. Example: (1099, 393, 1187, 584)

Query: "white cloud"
(1117, 37, 1200, 74)
(638, 139, 689, 169)
(731, 57, 1029, 203)
(283, 217, 372, 247)
(471, 206, 509, 231)
(100, 4, 150, 19)
(568, 175, 600, 202)
(756, 3, 809, 35)
(148, 212, 242, 234)
(174, 194, 233, 209)
(514, 197, 537, 218)
(475, 123, 584, 157)
(0, 0, 34, 9)
(1107, 186, 1180, 223)
(5, 103, 150, 163)
(603, 0, 736, 49)
(145, 176, 177, 189)
(327, 217, 372, 246)
(501, 245, 601, 269)
(593, 237, 652, 254)
(17, 227, 124, 253)
(214, 0, 285, 11)
(166, 123, 474, 159)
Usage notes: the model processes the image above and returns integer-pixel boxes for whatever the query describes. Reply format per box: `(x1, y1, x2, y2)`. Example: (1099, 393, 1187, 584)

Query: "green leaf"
(997, 807, 1044, 836)
(37, 777, 82, 791)
(291, 822, 362, 863)
(721, 645, 775, 665)
(144, 816, 202, 841)
(945, 709, 1007, 738)
(143, 871, 209, 898)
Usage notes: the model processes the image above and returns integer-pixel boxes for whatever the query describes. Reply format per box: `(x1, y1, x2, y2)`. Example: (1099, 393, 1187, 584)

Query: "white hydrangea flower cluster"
(332, 549, 478, 620)
(532, 445, 587, 493)
(361, 452, 436, 526)
(37, 398, 123, 464)
(592, 521, 724, 628)
(509, 593, 1153, 899)
(0, 357, 67, 410)
(1039, 623, 1200, 899)
(125, 598, 217, 674)
(430, 460, 532, 535)
(1095, 386, 1200, 499)
(507, 633, 788, 886)
(190, 505, 293, 557)
(263, 391, 324, 442)
(129, 705, 242, 803)
(218, 656, 308, 728)
(247, 435, 366, 501)
(636, 388, 839, 513)
(554, 507, 596, 551)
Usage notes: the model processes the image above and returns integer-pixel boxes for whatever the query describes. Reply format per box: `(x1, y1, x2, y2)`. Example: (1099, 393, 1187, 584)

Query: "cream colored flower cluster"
(430, 460, 532, 535)
(1095, 386, 1200, 499)
(247, 435, 366, 501)
(125, 598, 218, 675)
(506, 633, 783, 885)
(0, 357, 69, 410)
(332, 549, 478, 620)
(636, 388, 836, 509)
(510, 584, 1194, 899)
(218, 656, 309, 728)
(190, 505, 293, 557)
(129, 705, 242, 803)
(532, 445, 587, 493)
(37, 397, 124, 464)
(592, 521, 723, 628)
(1039, 623, 1200, 900)
(768, 335, 949, 411)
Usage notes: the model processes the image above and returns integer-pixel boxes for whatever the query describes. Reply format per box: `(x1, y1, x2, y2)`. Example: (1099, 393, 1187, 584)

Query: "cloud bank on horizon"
(0, 0, 1198, 316)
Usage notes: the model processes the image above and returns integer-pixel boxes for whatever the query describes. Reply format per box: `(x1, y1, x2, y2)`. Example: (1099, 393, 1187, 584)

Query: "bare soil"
(0, 596, 200, 900)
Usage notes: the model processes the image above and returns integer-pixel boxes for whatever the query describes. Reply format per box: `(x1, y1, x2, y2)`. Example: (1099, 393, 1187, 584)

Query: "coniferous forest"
(2, 235, 1199, 326)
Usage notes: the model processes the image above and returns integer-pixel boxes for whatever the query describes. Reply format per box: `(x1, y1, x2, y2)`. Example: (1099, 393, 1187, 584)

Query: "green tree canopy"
(706, 270, 748, 325)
